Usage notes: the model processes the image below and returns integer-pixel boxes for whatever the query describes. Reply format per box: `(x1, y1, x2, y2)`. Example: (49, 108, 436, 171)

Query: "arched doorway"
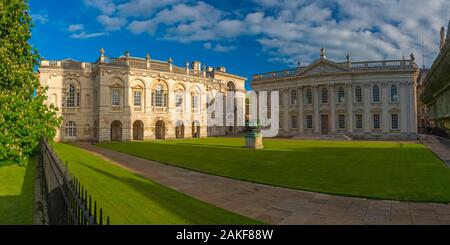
(192, 121, 200, 138)
(155, 120, 165, 139)
(175, 121, 184, 139)
(111, 120, 122, 141)
(133, 120, 144, 140)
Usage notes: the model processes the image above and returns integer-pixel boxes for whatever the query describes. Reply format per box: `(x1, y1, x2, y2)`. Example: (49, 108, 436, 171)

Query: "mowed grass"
(51, 143, 261, 224)
(99, 138, 450, 203)
(0, 158, 35, 224)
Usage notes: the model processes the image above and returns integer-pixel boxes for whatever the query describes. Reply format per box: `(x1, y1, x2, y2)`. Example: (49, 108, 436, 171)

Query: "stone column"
(283, 89, 289, 132)
(409, 81, 418, 134)
(297, 87, 304, 134)
(400, 82, 408, 133)
(346, 83, 353, 133)
(329, 85, 336, 134)
(364, 84, 371, 133)
(381, 82, 389, 133)
(312, 85, 320, 134)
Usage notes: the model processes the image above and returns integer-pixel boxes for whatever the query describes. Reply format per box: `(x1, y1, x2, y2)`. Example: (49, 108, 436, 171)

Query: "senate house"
(251, 48, 420, 140)
(38, 49, 246, 142)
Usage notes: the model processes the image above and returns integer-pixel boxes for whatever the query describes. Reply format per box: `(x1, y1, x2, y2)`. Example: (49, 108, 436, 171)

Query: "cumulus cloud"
(80, 0, 450, 66)
(68, 24, 84, 32)
(97, 15, 127, 31)
(84, 0, 116, 15)
(31, 14, 49, 25)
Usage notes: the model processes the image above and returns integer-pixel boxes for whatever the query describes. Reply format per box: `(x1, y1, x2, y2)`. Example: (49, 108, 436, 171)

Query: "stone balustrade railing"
(252, 59, 415, 81)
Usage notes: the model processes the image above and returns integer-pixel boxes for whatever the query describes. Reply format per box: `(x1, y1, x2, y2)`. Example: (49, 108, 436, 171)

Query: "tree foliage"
(0, 1, 62, 165)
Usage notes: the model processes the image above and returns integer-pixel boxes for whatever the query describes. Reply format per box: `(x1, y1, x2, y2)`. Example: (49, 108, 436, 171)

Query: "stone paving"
(424, 140, 450, 167)
(75, 142, 450, 225)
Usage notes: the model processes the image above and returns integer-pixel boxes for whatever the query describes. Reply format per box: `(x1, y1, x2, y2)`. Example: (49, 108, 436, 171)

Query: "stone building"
(251, 48, 419, 140)
(38, 49, 246, 142)
(416, 68, 431, 133)
(420, 21, 450, 135)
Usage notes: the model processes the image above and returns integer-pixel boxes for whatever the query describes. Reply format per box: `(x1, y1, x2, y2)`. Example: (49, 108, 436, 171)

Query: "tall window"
(356, 114, 363, 129)
(112, 89, 120, 106)
(372, 85, 380, 102)
(306, 115, 313, 129)
(338, 87, 345, 103)
(66, 85, 76, 107)
(175, 93, 183, 111)
(321, 88, 328, 104)
(373, 114, 380, 129)
(155, 85, 163, 107)
(355, 86, 362, 103)
(291, 90, 297, 105)
(76, 92, 80, 107)
(291, 116, 297, 129)
(65, 121, 76, 137)
(391, 85, 398, 102)
(306, 89, 312, 104)
(192, 93, 199, 111)
(133, 91, 141, 106)
(391, 114, 399, 129)
(338, 114, 345, 129)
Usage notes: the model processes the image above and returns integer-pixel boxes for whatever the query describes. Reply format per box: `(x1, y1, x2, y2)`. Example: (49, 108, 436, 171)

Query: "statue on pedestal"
(245, 120, 264, 149)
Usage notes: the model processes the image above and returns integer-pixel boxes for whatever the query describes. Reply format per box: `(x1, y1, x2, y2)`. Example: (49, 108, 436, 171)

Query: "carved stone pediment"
(299, 60, 349, 77)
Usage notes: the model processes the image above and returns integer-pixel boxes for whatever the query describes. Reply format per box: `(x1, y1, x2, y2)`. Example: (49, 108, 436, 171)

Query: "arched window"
(338, 87, 345, 103)
(306, 89, 312, 104)
(321, 88, 328, 104)
(372, 85, 380, 102)
(291, 90, 297, 105)
(355, 86, 362, 103)
(66, 85, 76, 107)
(391, 85, 398, 102)
(65, 121, 76, 137)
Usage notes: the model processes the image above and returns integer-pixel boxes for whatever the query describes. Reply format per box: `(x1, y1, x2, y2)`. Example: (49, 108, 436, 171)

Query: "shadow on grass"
(76, 161, 257, 224)
(0, 158, 35, 224)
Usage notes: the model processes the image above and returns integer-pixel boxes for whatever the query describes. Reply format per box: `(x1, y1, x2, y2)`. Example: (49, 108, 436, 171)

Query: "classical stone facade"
(38, 50, 246, 142)
(251, 49, 419, 140)
(420, 21, 450, 134)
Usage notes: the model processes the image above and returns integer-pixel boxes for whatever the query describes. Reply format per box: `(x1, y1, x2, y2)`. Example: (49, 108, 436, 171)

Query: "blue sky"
(29, 0, 450, 89)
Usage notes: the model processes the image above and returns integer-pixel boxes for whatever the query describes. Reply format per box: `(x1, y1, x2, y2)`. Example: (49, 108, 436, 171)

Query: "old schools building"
(38, 49, 246, 142)
(251, 48, 419, 140)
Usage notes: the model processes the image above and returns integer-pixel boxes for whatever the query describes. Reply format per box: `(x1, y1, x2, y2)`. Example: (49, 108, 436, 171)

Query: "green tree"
(0, 1, 62, 165)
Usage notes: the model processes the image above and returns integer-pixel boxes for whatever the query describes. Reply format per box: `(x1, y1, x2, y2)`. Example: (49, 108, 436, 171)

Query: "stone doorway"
(175, 121, 184, 139)
(321, 115, 329, 135)
(155, 120, 165, 140)
(192, 121, 200, 138)
(133, 120, 144, 140)
(111, 120, 122, 141)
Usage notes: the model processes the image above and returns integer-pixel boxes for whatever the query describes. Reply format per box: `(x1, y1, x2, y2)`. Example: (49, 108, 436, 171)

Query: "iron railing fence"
(40, 139, 110, 225)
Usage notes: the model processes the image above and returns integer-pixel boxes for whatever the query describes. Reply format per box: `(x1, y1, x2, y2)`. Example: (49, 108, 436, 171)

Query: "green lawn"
(0, 158, 35, 224)
(51, 143, 261, 224)
(99, 138, 450, 203)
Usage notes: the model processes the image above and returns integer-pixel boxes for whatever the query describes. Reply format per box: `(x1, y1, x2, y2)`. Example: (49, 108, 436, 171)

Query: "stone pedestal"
(245, 131, 264, 149)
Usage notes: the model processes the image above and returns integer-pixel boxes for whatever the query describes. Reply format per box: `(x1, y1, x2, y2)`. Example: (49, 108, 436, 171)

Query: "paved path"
(75, 143, 450, 225)
(424, 140, 450, 167)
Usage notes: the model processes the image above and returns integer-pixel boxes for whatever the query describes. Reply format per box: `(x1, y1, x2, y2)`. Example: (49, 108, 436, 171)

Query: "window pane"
(338, 114, 345, 129)
(66, 85, 75, 107)
(392, 114, 399, 129)
(134, 91, 141, 106)
(112, 90, 120, 106)
(373, 114, 380, 129)
(373, 85, 380, 102)
(321, 88, 328, 104)
(356, 86, 362, 103)
(356, 114, 363, 129)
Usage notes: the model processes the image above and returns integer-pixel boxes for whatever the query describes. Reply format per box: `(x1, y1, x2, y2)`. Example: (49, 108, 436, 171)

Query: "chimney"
(191, 61, 201, 71)
(440, 26, 445, 50)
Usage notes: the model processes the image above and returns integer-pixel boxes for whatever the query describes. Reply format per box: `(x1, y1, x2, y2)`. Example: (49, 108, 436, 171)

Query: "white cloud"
(31, 14, 48, 24)
(117, 0, 184, 17)
(70, 32, 108, 39)
(68, 24, 84, 32)
(213, 44, 236, 52)
(203, 42, 212, 50)
(84, 0, 116, 15)
(97, 15, 127, 31)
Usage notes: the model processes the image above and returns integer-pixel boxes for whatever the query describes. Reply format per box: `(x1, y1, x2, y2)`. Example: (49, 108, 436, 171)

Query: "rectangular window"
(291, 116, 297, 129)
(391, 114, 399, 129)
(134, 91, 141, 106)
(356, 114, 363, 129)
(338, 114, 345, 129)
(306, 115, 313, 129)
(76, 92, 80, 107)
(192, 94, 199, 110)
(373, 114, 380, 129)
(112, 90, 120, 106)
